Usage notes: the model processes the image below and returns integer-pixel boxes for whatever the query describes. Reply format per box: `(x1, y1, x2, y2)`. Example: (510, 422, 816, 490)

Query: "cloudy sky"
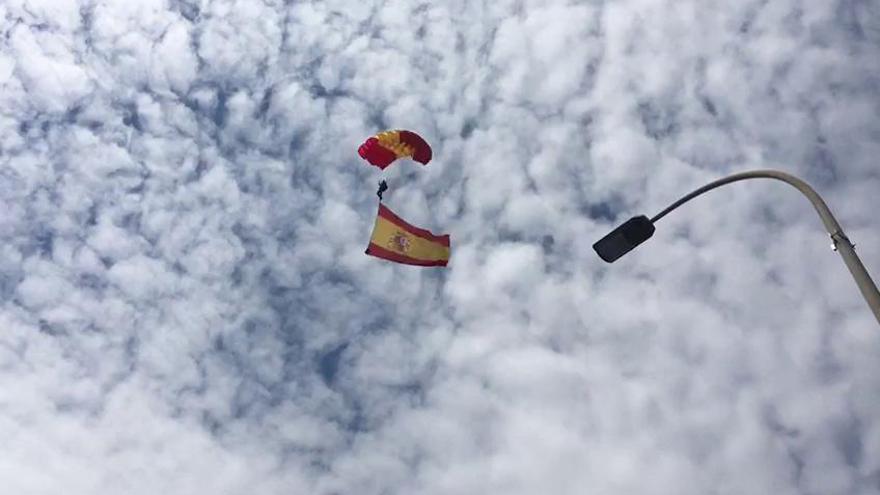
(1, 0, 880, 493)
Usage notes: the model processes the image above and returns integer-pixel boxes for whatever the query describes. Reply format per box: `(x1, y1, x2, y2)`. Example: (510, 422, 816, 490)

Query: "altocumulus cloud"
(1, 0, 879, 494)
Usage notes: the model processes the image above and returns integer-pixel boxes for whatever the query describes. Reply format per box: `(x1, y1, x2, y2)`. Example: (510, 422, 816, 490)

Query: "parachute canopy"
(358, 130, 432, 170)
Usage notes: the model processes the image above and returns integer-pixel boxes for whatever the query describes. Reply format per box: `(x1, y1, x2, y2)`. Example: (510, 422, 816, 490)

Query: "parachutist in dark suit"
(377, 180, 388, 200)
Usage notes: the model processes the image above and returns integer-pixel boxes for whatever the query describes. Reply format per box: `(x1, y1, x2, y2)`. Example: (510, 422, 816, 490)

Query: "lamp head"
(593, 215, 655, 263)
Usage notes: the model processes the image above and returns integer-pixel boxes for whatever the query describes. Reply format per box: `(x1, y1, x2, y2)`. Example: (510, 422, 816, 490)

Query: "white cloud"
(9, 25, 93, 113)
(1, 0, 879, 493)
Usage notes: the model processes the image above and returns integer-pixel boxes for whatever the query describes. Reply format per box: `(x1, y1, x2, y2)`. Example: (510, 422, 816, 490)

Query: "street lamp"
(592, 169, 880, 325)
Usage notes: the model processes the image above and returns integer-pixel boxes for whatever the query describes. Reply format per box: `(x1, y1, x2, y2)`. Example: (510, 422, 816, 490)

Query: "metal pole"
(650, 169, 880, 326)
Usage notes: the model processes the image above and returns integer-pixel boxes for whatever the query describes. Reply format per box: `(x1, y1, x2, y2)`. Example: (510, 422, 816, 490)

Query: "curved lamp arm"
(650, 170, 880, 325)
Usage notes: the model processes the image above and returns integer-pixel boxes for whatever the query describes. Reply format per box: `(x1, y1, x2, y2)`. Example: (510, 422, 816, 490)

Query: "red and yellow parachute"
(358, 130, 432, 170)
(357, 129, 449, 266)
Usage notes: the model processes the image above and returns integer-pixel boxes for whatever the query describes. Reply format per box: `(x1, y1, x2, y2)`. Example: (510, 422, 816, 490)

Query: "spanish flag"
(365, 204, 450, 267)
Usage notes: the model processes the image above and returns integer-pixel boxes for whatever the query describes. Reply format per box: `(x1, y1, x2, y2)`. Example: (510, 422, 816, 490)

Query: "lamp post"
(592, 169, 880, 325)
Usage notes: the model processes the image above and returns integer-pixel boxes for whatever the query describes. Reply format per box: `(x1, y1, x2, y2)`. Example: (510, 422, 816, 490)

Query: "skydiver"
(377, 180, 388, 200)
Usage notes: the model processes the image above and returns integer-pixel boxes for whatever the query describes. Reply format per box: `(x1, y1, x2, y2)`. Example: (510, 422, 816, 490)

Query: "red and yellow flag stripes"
(365, 203, 450, 266)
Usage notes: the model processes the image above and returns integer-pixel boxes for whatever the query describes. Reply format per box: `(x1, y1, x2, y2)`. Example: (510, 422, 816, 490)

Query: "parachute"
(358, 130, 432, 170)
(357, 129, 449, 267)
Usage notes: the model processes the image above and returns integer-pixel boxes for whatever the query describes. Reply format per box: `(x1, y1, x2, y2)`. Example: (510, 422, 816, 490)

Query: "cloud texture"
(1, 0, 879, 493)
